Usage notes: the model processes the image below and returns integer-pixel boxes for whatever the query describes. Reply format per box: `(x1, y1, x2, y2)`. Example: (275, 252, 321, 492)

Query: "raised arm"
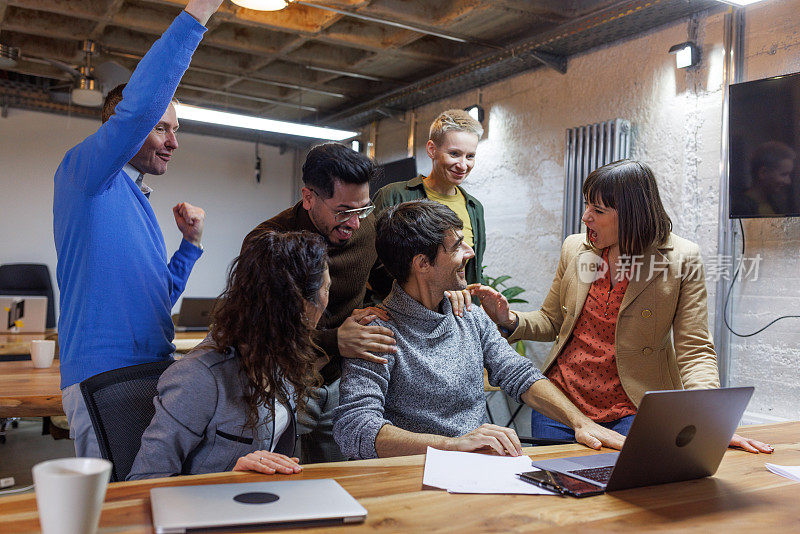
(184, 0, 224, 25)
(61, 3, 220, 196)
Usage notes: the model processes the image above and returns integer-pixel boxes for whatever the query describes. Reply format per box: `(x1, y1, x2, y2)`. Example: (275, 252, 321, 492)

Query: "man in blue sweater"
(53, 0, 223, 457)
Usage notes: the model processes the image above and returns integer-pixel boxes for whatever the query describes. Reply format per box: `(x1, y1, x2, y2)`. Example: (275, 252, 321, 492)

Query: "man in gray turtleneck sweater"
(333, 200, 626, 460)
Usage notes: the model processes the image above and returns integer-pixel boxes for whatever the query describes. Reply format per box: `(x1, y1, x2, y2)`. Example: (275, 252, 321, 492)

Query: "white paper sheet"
(766, 463, 800, 482)
(422, 447, 556, 495)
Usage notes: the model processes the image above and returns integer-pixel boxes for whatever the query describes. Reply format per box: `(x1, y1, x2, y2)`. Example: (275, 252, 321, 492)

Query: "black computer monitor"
(729, 72, 800, 218)
(371, 157, 417, 198)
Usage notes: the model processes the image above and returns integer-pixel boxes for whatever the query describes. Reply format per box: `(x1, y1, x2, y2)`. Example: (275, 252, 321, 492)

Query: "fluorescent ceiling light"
(230, 0, 288, 10)
(174, 103, 357, 141)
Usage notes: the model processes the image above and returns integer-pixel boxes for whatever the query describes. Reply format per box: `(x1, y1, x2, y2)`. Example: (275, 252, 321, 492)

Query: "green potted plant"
(481, 267, 528, 356)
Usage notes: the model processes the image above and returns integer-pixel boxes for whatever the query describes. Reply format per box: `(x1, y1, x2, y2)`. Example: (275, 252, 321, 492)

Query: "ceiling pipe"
(320, 0, 716, 127)
(102, 49, 344, 99)
(292, 1, 503, 49)
(180, 83, 318, 112)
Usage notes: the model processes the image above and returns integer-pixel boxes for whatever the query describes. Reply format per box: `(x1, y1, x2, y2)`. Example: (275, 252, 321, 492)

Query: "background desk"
(0, 361, 62, 418)
(0, 333, 206, 419)
(1, 422, 797, 533)
(0, 332, 57, 360)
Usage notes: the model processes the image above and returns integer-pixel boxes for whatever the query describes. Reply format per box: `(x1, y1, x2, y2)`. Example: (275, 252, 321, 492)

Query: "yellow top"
(423, 181, 474, 247)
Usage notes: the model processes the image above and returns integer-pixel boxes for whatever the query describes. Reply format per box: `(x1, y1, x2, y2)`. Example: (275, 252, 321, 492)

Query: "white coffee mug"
(30, 340, 56, 368)
(32, 458, 112, 534)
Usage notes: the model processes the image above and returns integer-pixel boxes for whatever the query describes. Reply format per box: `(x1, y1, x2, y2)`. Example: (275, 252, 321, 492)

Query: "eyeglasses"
(309, 188, 375, 223)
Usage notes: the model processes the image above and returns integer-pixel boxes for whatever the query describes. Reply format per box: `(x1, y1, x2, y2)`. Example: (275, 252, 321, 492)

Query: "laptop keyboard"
(568, 465, 614, 484)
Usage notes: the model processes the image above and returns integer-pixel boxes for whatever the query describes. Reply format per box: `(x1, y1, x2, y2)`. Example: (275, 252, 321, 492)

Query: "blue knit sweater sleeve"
(59, 11, 206, 196)
(168, 239, 204, 305)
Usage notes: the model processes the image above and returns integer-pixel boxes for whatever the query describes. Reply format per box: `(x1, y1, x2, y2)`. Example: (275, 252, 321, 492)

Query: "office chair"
(0, 263, 56, 329)
(80, 360, 174, 482)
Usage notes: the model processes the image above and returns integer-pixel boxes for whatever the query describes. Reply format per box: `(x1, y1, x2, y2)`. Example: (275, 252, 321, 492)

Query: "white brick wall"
(374, 1, 800, 423)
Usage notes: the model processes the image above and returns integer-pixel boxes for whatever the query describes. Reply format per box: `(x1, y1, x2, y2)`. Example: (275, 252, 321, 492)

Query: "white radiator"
(562, 118, 632, 239)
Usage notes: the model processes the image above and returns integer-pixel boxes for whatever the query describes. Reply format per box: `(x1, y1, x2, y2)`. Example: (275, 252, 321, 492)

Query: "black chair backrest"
(80, 360, 174, 482)
(0, 263, 56, 329)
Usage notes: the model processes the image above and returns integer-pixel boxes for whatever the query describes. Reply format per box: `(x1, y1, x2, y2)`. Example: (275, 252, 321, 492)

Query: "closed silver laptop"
(0, 296, 47, 333)
(150, 479, 367, 533)
(531, 387, 754, 492)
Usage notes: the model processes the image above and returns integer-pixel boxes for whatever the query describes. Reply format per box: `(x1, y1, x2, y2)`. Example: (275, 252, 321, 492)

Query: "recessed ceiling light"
(174, 103, 357, 141)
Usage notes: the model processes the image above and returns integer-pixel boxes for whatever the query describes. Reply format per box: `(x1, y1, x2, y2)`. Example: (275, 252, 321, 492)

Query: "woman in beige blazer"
(472, 160, 771, 453)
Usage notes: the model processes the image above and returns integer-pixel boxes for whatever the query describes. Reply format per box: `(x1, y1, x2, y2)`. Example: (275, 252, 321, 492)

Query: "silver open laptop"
(150, 479, 367, 533)
(531, 387, 754, 492)
(0, 296, 47, 333)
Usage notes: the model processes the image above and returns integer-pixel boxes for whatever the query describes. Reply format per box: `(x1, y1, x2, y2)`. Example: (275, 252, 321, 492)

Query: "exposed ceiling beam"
(90, 0, 125, 40)
(180, 82, 318, 112)
(304, 65, 401, 84)
(318, 0, 665, 126)
(101, 47, 343, 98)
(293, 1, 503, 49)
(4, 0, 457, 66)
(0, 2, 9, 25)
(529, 51, 567, 74)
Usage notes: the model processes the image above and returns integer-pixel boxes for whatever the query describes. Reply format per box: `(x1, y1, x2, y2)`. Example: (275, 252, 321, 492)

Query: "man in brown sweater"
(243, 142, 394, 462)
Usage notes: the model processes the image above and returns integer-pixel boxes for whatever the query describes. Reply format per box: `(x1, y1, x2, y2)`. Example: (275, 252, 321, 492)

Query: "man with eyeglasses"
(243, 142, 393, 463)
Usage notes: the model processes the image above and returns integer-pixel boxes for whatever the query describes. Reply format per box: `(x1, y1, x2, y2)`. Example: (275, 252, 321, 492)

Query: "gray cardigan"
(333, 283, 544, 459)
(127, 347, 296, 480)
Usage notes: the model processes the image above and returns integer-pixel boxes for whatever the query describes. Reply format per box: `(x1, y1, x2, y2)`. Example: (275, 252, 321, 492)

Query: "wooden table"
(1, 422, 797, 532)
(0, 332, 207, 418)
(0, 332, 57, 358)
(0, 360, 63, 418)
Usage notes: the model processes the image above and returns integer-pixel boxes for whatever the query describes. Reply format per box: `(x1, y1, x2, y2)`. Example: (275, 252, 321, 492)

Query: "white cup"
(32, 458, 113, 534)
(30, 340, 56, 368)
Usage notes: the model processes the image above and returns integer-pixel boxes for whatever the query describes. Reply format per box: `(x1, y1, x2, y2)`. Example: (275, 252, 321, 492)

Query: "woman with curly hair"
(128, 230, 332, 479)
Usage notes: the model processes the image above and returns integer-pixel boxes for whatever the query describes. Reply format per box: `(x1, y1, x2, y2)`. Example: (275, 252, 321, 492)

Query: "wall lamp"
(669, 41, 700, 69)
(464, 104, 484, 123)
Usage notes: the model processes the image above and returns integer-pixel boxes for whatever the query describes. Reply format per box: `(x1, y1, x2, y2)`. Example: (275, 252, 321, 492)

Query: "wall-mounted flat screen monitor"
(371, 157, 417, 198)
(729, 72, 800, 218)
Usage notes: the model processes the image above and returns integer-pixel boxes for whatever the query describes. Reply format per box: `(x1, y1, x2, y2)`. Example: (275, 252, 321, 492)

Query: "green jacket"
(372, 175, 486, 287)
